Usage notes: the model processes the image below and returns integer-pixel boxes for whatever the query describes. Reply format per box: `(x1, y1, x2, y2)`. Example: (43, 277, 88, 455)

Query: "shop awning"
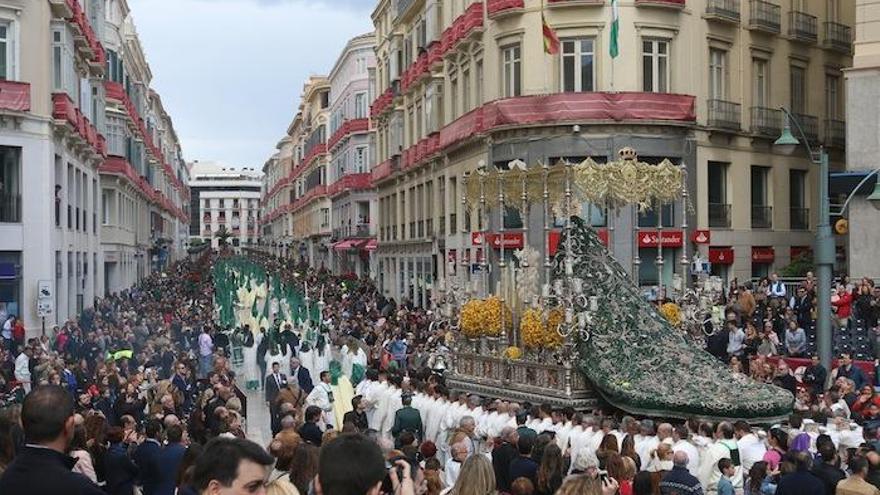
(333, 239, 358, 251)
(362, 239, 378, 251)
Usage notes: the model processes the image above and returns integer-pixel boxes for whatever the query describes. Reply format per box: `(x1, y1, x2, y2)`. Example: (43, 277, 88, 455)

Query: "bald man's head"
(673, 450, 689, 467)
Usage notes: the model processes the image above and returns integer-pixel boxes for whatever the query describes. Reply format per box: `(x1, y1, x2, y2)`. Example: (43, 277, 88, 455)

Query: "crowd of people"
(0, 248, 879, 495)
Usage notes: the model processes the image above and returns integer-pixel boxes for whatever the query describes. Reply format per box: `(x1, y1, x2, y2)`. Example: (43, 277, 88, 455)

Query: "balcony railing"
(708, 203, 731, 228)
(0, 81, 31, 113)
(634, 0, 685, 7)
(824, 21, 852, 53)
(706, 0, 740, 23)
(789, 11, 818, 44)
(707, 99, 741, 130)
(751, 205, 773, 229)
(0, 194, 20, 223)
(750, 106, 781, 137)
(749, 0, 781, 33)
(825, 119, 846, 148)
(790, 207, 809, 230)
(355, 223, 371, 237)
(791, 113, 818, 143)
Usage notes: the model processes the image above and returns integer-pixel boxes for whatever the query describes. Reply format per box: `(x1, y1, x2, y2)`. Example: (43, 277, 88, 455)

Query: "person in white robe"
(380, 383, 403, 440)
(306, 370, 336, 429)
(671, 424, 701, 477)
(366, 373, 390, 431)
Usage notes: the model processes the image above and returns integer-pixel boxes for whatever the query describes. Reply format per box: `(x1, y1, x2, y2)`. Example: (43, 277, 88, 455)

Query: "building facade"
(0, 0, 188, 334)
(368, 0, 853, 306)
(189, 161, 262, 251)
(843, 0, 880, 280)
(261, 34, 380, 272)
(327, 34, 377, 277)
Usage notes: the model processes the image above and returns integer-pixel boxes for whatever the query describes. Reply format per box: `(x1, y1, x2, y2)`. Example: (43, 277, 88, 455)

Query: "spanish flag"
(542, 12, 560, 55)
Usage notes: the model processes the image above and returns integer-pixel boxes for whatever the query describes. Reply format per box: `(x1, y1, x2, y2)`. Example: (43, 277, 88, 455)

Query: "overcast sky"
(128, 0, 376, 170)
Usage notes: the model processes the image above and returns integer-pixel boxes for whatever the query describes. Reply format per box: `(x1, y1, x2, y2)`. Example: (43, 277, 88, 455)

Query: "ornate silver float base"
(447, 352, 597, 409)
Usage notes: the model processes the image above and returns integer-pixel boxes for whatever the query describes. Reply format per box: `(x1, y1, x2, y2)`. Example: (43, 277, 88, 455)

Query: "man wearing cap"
(392, 392, 423, 447)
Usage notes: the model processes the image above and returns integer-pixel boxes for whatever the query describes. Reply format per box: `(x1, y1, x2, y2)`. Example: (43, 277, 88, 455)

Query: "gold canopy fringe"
(464, 158, 684, 212)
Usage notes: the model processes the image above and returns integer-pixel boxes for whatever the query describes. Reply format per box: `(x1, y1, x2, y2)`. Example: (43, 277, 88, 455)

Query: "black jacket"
(811, 461, 845, 495)
(299, 422, 323, 446)
(264, 373, 288, 405)
(0, 445, 105, 495)
(492, 441, 518, 492)
(105, 442, 139, 495)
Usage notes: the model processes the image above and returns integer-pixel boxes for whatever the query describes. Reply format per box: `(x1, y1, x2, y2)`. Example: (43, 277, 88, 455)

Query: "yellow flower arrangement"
(544, 307, 565, 348)
(659, 302, 682, 327)
(483, 296, 513, 337)
(521, 308, 545, 349)
(460, 299, 485, 338)
(503, 346, 523, 360)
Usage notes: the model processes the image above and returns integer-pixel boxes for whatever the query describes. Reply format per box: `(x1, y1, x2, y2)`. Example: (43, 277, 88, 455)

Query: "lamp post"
(774, 108, 833, 370)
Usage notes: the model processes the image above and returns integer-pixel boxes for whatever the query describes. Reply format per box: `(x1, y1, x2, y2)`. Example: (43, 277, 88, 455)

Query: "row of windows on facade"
(329, 93, 369, 134)
(200, 199, 259, 209)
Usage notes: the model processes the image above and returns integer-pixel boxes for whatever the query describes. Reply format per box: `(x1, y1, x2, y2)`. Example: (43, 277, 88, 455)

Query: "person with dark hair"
(174, 442, 203, 495)
(699, 421, 742, 493)
(133, 418, 164, 495)
(343, 395, 368, 432)
(0, 385, 104, 494)
(299, 405, 324, 446)
(289, 443, 320, 495)
(535, 443, 564, 495)
(717, 458, 735, 495)
(836, 456, 878, 495)
(156, 425, 187, 495)
(392, 392, 423, 446)
(775, 451, 823, 495)
(191, 437, 273, 494)
(509, 434, 539, 487)
(104, 425, 140, 495)
(316, 434, 387, 495)
(810, 441, 844, 495)
(762, 427, 788, 472)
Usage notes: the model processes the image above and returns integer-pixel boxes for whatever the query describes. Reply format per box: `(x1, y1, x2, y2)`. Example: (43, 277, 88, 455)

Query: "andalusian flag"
(610, 0, 620, 58)
(542, 11, 560, 55)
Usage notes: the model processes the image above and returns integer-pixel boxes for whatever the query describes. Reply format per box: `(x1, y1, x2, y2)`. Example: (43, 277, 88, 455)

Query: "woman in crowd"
(288, 443, 320, 495)
(763, 427, 788, 471)
(535, 444, 565, 495)
(444, 454, 496, 495)
(266, 430, 301, 495)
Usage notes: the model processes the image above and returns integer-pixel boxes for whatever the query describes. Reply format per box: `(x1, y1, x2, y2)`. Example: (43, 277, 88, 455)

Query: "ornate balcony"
(487, 0, 524, 17)
(790, 207, 809, 230)
(788, 11, 818, 44)
(825, 119, 846, 149)
(0, 81, 30, 113)
(824, 22, 852, 53)
(751, 205, 773, 229)
(707, 99, 741, 131)
(706, 0, 740, 24)
(750, 106, 781, 137)
(634, 0, 685, 7)
(708, 203, 731, 228)
(749, 0, 781, 33)
(791, 113, 818, 143)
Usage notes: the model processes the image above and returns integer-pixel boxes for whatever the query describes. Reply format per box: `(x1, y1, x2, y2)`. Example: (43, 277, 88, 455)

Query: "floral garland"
(659, 302, 682, 328)
(520, 307, 564, 349)
(459, 296, 513, 338)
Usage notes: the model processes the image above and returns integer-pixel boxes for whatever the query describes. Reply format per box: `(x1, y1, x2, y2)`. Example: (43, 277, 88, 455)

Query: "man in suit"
(0, 385, 105, 494)
(265, 361, 288, 432)
(289, 356, 313, 393)
(132, 419, 163, 495)
(154, 425, 187, 495)
(391, 392, 423, 447)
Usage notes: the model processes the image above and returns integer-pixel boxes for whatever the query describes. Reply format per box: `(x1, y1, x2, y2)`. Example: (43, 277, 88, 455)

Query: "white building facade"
(0, 0, 188, 335)
(328, 33, 377, 277)
(189, 161, 262, 251)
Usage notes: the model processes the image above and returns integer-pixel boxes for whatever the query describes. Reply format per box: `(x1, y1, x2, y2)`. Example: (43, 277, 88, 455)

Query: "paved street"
(244, 386, 272, 448)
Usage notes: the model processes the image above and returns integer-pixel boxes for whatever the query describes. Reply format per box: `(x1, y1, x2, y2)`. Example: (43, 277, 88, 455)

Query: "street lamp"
(774, 108, 834, 371)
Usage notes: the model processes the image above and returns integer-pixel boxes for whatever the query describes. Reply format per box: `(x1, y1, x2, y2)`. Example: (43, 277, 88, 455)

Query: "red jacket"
(833, 291, 853, 319)
(12, 321, 24, 342)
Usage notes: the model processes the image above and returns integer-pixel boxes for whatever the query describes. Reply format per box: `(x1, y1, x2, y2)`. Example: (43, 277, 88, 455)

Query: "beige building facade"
(368, 0, 853, 306)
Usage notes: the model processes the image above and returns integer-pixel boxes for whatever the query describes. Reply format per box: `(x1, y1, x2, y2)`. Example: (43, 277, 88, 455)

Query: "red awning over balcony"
(0, 81, 30, 112)
(333, 239, 365, 251)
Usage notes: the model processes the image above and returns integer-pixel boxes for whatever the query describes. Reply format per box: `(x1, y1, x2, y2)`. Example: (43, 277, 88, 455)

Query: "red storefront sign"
(548, 229, 608, 256)
(709, 247, 735, 265)
(471, 232, 525, 249)
(791, 246, 812, 259)
(637, 230, 684, 248)
(751, 247, 775, 263)
(691, 230, 711, 244)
